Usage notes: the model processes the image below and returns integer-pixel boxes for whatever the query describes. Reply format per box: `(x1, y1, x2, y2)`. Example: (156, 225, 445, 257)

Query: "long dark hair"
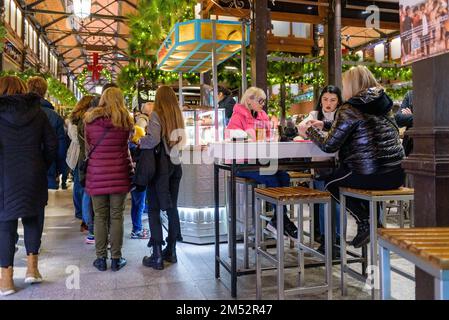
(315, 85, 343, 121)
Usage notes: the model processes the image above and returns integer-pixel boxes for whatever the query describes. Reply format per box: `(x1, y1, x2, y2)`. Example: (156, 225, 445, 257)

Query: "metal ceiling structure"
(21, 0, 137, 90)
(13, 0, 400, 92)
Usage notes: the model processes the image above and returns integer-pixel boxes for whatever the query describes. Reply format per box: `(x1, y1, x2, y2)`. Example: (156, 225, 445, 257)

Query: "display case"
(183, 108, 225, 146)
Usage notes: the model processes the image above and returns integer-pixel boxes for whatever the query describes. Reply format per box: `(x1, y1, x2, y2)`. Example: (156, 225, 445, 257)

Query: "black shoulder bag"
(79, 127, 111, 187)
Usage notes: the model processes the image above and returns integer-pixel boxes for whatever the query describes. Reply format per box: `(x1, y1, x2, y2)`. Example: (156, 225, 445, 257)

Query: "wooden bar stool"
(378, 228, 449, 300)
(255, 186, 333, 300)
(339, 187, 414, 299)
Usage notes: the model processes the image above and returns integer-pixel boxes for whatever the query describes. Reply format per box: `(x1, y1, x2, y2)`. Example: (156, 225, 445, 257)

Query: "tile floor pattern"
(1, 188, 416, 300)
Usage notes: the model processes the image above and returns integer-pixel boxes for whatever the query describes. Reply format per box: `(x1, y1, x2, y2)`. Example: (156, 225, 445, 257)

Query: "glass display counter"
(161, 108, 228, 244)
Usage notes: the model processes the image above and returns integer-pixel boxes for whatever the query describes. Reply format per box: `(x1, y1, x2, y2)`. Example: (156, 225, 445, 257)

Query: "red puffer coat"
(84, 117, 132, 196)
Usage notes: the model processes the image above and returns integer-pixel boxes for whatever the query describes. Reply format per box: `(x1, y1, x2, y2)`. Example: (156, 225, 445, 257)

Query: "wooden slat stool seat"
(378, 228, 449, 300)
(255, 186, 333, 300)
(287, 171, 313, 182)
(226, 176, 261, 270)
(340, 187, 415, 299)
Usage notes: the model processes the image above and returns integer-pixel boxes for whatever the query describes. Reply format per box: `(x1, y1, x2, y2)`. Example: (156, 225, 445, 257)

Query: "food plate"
(293, 136, 311, 142)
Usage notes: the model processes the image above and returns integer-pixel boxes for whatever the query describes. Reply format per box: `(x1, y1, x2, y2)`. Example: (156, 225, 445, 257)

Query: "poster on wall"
(400, 0, 449, 64)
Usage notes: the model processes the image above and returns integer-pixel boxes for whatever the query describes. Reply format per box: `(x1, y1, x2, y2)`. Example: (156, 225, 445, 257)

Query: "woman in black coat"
(0, 76, 57, 296)
(299, 66, 405, 248)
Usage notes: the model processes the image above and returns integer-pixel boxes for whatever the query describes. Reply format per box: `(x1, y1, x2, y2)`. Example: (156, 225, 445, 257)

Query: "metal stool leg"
(243, 183, 249, 269)
(340, 193, 348, 296)
(298, 203, 305, 286)
(398, 200, 404, 228)
(255, 196, 262, 300)
(308, 180, 314, 247)
(324, 201, 333, 300)
(379, 244, 391, 300)
(277, 203, 285, 300)
(409, 200, 414, 227)
(369, 200, 379, 300)
(289, 204, 295, 249)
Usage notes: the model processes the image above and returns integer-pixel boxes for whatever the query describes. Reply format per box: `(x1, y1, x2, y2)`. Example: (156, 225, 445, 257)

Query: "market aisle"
(1, 188, 415, 300)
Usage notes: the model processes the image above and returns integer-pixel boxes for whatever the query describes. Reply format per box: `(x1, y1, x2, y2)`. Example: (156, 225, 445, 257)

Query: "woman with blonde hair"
(299, 66, 405, 248)
(139, 86, 185, 270)
(84, 87, 134, 272)
(0, 76, 57, 295)
(226, 86, 299, 240)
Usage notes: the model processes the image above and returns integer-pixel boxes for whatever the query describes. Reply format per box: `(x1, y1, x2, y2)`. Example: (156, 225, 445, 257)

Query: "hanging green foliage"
(0, 20, 7, 53)
(75, 69, 89, 96)
(101, 68, 113, 83)
(0, 69, 77, 106)
(128, 0, 197, 60)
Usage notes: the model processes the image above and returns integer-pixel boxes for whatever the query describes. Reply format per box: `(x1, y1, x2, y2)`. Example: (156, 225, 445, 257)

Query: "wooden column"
(324, 0, 342, 88)
(250, 0, 268, 94)
(402, 54, 449, 299)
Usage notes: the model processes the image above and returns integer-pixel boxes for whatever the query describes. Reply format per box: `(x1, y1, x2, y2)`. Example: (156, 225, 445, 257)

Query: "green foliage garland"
(0, 20, 6, 53)
(0, 69, 77, 106)
(128, 0, 196, 60)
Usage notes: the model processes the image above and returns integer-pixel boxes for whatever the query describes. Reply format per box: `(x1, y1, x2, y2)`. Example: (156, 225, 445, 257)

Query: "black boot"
(350, 220, 370, 248)
(317, 236, 341, 259)
(111, 257, 127, 272)
(142, 244, 164, 270)
(162, 241, 177, 263)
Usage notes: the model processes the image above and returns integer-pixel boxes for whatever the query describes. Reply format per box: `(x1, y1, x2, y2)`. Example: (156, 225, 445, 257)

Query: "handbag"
(79, 127, 111, 187)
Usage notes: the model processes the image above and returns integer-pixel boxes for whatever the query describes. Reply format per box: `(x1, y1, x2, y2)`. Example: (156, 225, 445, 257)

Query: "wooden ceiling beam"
(342, 18, 399, 30)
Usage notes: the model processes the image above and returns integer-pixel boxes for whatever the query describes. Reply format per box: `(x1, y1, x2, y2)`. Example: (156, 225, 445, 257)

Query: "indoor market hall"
(1, 0, 448, 302)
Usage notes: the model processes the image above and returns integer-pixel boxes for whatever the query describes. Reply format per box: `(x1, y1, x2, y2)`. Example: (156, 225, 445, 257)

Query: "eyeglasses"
(249, 95, 266, 105)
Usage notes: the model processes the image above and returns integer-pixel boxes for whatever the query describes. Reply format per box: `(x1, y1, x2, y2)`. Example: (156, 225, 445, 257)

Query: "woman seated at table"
(298, 66, 405, 248)
(297, 85, 343, 254)
(226, 86, 298, 239)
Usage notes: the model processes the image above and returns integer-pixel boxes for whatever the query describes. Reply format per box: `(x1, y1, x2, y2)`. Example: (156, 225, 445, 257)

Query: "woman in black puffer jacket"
(0, 76, 57, 295)
(299, 66, 405, 248)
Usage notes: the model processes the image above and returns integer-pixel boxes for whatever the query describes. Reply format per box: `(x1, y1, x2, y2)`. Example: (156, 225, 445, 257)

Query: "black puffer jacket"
(0, 94, 57, 222)
(307, 87, 404, 175)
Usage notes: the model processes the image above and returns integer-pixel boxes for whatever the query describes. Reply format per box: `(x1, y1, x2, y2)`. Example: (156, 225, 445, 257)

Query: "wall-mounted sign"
(400, 0, 449, 65)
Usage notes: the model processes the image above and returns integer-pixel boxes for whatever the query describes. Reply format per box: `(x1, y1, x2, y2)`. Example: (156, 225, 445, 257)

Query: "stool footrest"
(256, 248, 279, 264)
(284, 285, 330, 295)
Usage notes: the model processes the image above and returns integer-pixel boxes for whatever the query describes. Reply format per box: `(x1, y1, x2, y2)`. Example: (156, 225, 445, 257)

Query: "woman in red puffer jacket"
(84, 87, 134, 272)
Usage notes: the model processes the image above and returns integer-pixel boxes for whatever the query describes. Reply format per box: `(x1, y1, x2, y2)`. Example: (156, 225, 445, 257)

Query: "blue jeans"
(236, 170, 290, 216)
(82, 192, 94, 235)
(314, 180, 342, 238)
(236, 170, 290, 188)
(131, 188, 146, 233)
(72, 167, 83, 220)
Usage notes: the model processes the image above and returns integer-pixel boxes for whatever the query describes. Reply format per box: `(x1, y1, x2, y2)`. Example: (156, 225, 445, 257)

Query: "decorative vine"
(127, 0, 196, 60)
(0, 69, 77, 106)
(0, 20, 6, 53)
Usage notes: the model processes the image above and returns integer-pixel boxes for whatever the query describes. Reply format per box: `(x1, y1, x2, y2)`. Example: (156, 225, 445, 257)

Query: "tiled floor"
(1, 187, 416, 300)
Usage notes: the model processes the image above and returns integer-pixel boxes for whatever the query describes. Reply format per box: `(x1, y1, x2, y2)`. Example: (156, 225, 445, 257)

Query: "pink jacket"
(226, 103, 270, 140)
(85, 118, 133, 196)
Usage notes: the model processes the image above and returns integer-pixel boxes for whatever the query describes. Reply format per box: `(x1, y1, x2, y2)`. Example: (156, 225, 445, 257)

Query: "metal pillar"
(178, 72, 183, 109)
(211, 20, 219, 142)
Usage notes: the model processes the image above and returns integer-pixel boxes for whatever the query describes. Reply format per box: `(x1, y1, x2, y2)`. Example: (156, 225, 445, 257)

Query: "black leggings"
(0, 209, 44, 267)
(325, 166, 405, 223)
(148, 164, 182, 245)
